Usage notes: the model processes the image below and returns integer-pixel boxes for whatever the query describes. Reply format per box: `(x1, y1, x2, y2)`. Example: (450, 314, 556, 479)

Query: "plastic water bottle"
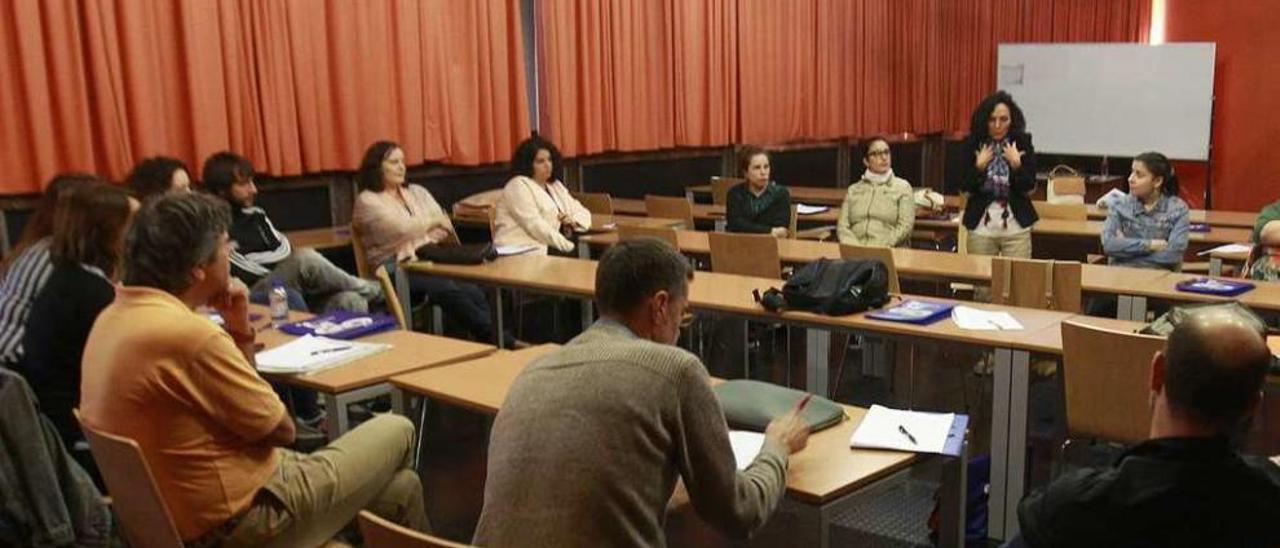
(269, 278, 289, 328)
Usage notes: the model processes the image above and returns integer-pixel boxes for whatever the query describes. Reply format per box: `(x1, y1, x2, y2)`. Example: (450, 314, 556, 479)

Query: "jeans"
(220, 415, 428, 547)
(252, 249, 379, 313)
(408, 273, 515, 347)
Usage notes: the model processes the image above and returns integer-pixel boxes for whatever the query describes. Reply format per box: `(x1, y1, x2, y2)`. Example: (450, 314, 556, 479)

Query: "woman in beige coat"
(493, 135, 591, 255)
(837, 137, 915, 247)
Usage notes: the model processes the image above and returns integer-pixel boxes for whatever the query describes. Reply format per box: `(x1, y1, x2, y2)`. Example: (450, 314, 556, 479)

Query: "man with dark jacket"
(201, 151, 380, 312)
(1016, 306, 1280, 547)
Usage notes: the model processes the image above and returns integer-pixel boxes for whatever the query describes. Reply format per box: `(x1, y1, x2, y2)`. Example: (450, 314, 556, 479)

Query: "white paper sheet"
(850, 405, 955, 454)
(495, 244, 541, 256)
(952, 306, 1024, 331)
(255, 335, 390, 374)
(728, 430, 766, 470)
(795, 204, 830, 215)
(1196, 243, 1252, 256)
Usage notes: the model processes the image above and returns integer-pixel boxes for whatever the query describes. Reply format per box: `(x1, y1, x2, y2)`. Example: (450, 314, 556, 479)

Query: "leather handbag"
(414, 243, 497, 265)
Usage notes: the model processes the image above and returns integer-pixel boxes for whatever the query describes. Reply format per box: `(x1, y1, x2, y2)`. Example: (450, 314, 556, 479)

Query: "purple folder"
(278, 311, 398, 340)
(1174, 277, 1255, 297)
(866, 300, 955, 325)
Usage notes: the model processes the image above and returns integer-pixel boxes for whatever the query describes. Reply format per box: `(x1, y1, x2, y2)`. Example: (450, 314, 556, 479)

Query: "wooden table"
(685, 184, 849, 207)
(941, 195, 1256, 229)
(286, 226, 352, 251)
(255, 318, 495, 437)
(450, 212, 687, 232)
(580, 229, 1173, 300)
(402, 253, 1143, 540)
(913, 217, 1251, 255)
(611, 197, 840, 226)
(390, 344, 966, 548)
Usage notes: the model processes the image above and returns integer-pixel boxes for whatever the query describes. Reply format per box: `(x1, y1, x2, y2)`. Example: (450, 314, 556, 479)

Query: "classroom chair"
(617, 224, 679, 248)
(573, 192, 614, 216)
(76, 409, 184, 548)
(707, 232, 786, 380)
(358, 510, 472, 548)
(710, 176, 745, 206)
(990, 257, 1082, 313)
(788, 204, 834, 241)
(1032, 201, 1088, 221)
(832, 244, 904, 397)
(375, 263, 409, 330)
(644, 195, 696, 229)
(1059, 321, 1165, 472)
(351, 223, 373, 279)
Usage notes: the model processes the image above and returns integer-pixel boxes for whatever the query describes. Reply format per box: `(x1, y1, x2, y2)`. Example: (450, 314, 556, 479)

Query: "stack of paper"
(728, 430, 766, 470)
(255, 335, 390, 374)
(1196, 243, 1252, 256)
(495, 244, 541, 256)
(795, 204, 830, 215)
(952, 306, 1023, 330)
(850, 405, 957, 455)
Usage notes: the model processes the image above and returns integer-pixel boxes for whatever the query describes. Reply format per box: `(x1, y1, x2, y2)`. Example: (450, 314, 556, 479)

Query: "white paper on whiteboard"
(999, 64, 1025, 86)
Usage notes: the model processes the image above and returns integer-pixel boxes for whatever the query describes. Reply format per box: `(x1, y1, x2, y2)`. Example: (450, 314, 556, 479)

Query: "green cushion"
(713, 380, 844, 433)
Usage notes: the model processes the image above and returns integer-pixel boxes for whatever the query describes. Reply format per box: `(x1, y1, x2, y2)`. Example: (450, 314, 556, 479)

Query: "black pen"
(898, 424, 918, 445)
(310, 346, 351, 356)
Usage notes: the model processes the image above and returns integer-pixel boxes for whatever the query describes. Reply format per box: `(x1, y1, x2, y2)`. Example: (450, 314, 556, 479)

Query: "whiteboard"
(996, 43, 1215, 161)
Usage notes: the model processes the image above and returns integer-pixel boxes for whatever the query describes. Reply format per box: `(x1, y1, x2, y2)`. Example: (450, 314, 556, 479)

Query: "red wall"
(1166, 0, 1280, 212)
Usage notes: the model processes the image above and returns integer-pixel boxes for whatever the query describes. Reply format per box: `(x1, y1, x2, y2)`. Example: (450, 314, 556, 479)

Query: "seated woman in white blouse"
(493, 135, 591, 255)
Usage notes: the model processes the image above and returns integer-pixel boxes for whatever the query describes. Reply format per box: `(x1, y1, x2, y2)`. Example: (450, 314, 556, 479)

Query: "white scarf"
(861, 168, 894, 185)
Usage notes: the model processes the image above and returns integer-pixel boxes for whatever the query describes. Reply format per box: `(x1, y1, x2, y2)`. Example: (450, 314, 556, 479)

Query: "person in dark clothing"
(952, 90, 1039, 258)
(726, 145, 791, 236)
(1015, 305, 1280, 548)
(201, 151, 381, 313)
(18, 182, 137, 480)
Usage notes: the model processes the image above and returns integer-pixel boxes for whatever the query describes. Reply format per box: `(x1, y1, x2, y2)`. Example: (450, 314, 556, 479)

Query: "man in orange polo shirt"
(79, 193, 428, 546)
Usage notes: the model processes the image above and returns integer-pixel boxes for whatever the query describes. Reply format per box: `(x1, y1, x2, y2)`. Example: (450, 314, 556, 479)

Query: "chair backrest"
(358, 510, 472, 548)
(990, 257, 1082, 313)
(710, 176, 745, 206)
(574, 192, 614, 216)
(1033, 201, 1088, 221)
(708, 232, 782, 279)
(1061, 321, 1165, 444)
(787, 204, 798, 237)
(644, 195, 695, 228)
(350, 224, 372, 279)
(839, 244, 901, 294)
(954, 194, 969, 254)
(375, 264, 409, 330)
(75, 410, 184, 548)
(617, 224, 679, 249)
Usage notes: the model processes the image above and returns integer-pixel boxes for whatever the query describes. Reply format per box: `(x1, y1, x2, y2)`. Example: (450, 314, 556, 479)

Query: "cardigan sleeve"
(886, 180, 917, 247)
(554, 182, 592, 230)
(502, 178, 575, 251)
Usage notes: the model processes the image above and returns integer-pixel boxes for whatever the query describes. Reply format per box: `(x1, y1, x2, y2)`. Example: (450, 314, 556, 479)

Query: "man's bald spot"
(1177, 308, 1268, 371)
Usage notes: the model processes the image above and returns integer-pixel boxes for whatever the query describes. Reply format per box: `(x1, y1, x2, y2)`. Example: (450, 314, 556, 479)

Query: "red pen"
(796, 393, 813, 412)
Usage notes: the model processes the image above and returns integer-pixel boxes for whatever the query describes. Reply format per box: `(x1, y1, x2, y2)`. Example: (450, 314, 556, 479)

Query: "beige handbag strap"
(1049, 164, 1079, 179)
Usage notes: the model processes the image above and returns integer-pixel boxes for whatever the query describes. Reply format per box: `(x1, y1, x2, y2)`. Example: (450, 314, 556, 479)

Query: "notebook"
(255, 335, 391, 374)
(850, 405, 968, 456)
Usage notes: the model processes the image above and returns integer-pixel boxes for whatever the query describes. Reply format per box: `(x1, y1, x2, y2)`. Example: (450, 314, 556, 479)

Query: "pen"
(310, 346, 351, 356)
(898, 424, 918, 445)
(796, 393, 813, 412)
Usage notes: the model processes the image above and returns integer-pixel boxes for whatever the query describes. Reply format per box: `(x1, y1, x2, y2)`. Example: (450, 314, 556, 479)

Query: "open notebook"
(255, 335, 391, 374)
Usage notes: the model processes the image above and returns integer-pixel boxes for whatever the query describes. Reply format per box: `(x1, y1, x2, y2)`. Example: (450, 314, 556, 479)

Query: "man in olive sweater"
(474, 238, 810, 547)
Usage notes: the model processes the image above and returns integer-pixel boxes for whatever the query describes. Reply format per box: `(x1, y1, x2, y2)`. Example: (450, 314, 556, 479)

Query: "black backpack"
(756, 258, 890, 316)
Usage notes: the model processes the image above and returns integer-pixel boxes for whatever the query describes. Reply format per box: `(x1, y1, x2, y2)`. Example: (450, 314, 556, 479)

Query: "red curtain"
(538, 0, 1150, 153)
(0, 0, 530, 194)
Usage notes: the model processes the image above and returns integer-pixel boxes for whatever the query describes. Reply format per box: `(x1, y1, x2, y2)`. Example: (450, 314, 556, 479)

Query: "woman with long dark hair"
(493, 134, 592, 254)
(954, 90, 1039, 258)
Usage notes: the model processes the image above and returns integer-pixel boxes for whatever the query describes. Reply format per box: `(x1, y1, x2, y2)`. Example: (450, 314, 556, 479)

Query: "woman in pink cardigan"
(352, 141, 515, 347)
(493, 135, 592, 255)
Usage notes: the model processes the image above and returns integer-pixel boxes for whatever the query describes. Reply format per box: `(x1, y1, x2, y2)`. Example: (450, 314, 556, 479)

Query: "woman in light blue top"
(1101, 151, 1190, 271)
